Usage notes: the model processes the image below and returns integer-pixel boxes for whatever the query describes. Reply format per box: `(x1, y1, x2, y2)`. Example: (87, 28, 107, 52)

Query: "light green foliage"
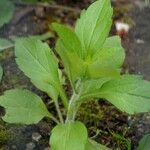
(75, 0, 113, 56)
(53, 24, 84, 87)
(0, 89, 51, 124)
(0, 0, 14, 28)
(56, 40, 84, 88)
(85, 139, 111, 150)
(50, 121, 88, 150)
(0, 65, 3, 83)
(53, 1, 123, 85)
(15, 38, 60, 100)
(52, 0, 150, 116)
(87, 36, 125, 79)
(0, 38, 13, 51)
(138, 134, 150, 150)
(95, 75, 150, 114)
(0, 0, 150, 149)
(79, 77, 110, 100)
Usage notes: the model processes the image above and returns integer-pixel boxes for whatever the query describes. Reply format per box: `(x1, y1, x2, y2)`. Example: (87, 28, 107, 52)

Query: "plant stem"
(39, 32, 54, 41)
(49, 114, 60, 124)
(54, 99, 64, 123)
(65, 92, 80, 123)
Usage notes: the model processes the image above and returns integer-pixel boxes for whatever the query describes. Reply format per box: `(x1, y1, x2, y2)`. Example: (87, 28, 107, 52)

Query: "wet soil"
(0, 0, 150, 150)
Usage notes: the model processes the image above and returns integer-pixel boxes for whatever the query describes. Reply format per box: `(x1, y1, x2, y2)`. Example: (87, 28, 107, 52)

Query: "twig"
(14, 1, 81, 14)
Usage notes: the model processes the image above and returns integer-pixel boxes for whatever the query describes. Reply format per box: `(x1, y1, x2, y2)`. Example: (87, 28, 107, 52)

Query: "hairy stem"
(65, 92, 80, 122)
(54, 99, 64, 123)
(49, 114, 60, 124)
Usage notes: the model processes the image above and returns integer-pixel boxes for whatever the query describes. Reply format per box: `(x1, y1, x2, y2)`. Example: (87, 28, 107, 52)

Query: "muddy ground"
(0, 0, 150, 149)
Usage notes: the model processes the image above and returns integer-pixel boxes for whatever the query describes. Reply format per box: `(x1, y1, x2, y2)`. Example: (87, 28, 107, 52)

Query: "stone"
(26, 142, 36, 150)
(32, 132, 42, 142)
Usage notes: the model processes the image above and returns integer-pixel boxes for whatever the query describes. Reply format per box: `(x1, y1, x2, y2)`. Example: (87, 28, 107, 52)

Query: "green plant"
(138, 134, 150, 150)
(0, 0, 14, 29)
(0, 0, 150, 149)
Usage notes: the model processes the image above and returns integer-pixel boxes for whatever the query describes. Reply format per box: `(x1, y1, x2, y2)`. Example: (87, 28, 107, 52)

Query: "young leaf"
(79, 77, 110, 100)
(0, 89, 51, 124)
(52, 23, 86, 86)
(93, 36, 125, 68)
(50, 121, 88, 150)
(31, 80, 58, 101)
(56, 39, 84, 87)
(75, 0, 113, 56)
(0, 0, 14, 28)
(138, 134, 150, 150)
(93, 75, 150, 114)
(0, 65, 3, 83)
(15, 38, 61, 101)
(85, 139, 111, 150)
(87, 65, 120, 79)
(52, 23, 83, 58)
(87, 36, 124, 79)
(0, 38, 13, 51)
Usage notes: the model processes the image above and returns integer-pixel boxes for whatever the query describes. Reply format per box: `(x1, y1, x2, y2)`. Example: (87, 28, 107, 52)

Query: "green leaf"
(15, 38, 60, 101)
(96, 75, 150, 114)
(32, 80, 58, 101)
(0, 65, 3, 83)
(0, 0, 14, 28)
(52, 23, 86, 85)
(0, 89, 51, 124)
(75, 0, 113, 56)
(85, 139, 111, 150)
(50, 121, 88, 150)
(87, 36, 124, 79)
(93, 36, 125, 68)
(87, 65, 120, 79)
(52, 23, 83, 58)
(80, 78, 110, 100)
(56, 39, 84, 87)
(0, 38, 13, 51)
(138, 134, 150, 150)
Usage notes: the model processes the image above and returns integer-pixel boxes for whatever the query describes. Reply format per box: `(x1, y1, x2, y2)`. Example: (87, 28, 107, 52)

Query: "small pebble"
(26, 142, 36, 150)
(136, 39, 145, 44)
(32, 132, 42, 142)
